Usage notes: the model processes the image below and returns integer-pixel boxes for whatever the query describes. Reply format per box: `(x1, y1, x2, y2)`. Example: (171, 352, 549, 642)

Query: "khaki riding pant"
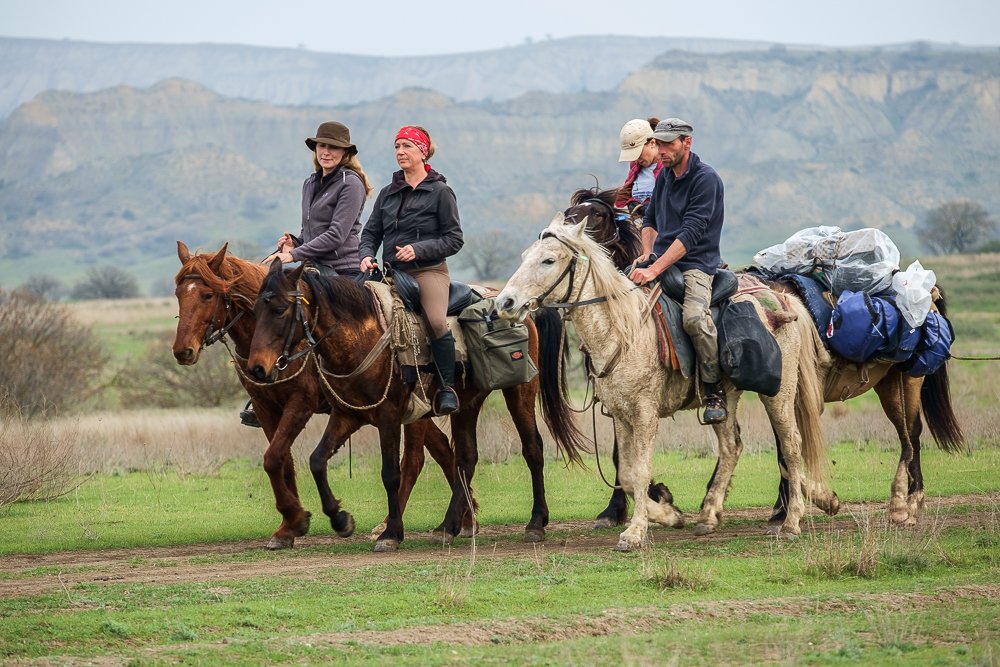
(681, 268, 721, 384)
(409, 262, 452, 339)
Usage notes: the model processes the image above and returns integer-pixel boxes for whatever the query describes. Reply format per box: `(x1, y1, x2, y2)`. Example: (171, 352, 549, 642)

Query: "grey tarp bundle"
(751, 226, 900, 295)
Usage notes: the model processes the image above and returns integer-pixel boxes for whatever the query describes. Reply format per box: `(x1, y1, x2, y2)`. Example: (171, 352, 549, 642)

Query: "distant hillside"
(0, 35, 782, 118)
(1, 45, 997, 293)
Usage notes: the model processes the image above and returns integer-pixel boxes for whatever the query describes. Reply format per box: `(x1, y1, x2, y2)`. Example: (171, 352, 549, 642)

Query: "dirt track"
(2, 493, 995, 599)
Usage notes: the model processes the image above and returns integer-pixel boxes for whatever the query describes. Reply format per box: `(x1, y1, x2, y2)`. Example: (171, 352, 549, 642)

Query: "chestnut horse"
(245, 259, 586, 552)
(552, 189, 965, 529)
(172, 242, 473, 549)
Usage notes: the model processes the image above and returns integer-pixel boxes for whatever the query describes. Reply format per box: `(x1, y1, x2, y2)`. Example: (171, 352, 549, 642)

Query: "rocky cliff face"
(0, 45, 997, 290)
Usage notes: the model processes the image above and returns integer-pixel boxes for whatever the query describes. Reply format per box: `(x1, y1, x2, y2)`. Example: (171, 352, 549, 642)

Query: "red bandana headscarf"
(395, 126, 431, 172)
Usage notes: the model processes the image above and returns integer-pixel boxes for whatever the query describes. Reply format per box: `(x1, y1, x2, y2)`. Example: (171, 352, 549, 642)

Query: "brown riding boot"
(702, 382, 728, 424)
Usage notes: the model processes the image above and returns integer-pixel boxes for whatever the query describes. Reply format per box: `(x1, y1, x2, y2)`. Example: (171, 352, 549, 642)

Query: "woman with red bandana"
(360, 126, 464, 415)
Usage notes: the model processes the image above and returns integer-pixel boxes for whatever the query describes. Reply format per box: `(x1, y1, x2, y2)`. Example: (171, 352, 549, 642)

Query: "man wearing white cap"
(615, 117, 662, 211)
(628, 118, 728, 424)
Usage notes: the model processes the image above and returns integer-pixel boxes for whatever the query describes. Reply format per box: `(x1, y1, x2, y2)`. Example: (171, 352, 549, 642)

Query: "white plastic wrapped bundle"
(751, 226, 900, 295)
(892, 260, 937, 328)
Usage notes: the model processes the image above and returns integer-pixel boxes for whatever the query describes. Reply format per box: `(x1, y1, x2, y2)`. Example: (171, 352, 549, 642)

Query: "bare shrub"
(0, 398, 80, 506)
(0, 288, 108, 418)
(70, 265, 140, 300)
(115, 333, 246, 408)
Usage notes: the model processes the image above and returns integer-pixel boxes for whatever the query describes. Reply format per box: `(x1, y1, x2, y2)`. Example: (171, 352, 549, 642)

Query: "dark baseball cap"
(652, 118, 694, 142)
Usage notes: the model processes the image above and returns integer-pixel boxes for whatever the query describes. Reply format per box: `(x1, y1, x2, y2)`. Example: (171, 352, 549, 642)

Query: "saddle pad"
(364, 281, 470, 368)
(651, 274, 797, 380)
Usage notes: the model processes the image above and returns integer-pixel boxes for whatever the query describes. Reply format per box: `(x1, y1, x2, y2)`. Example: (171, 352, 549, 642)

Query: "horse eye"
(200, 292, 213, 302)
(542, 258, 556, 265)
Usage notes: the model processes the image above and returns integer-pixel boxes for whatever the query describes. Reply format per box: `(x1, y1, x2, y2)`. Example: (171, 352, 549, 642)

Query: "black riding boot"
(430, 331, 460, 416)
(702, 382, 728, 424)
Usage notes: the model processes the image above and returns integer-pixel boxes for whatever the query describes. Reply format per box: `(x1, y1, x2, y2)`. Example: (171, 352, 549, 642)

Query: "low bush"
(0, 288, 107, 418)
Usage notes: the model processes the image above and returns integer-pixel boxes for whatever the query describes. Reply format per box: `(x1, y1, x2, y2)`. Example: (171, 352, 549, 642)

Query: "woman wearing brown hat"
(244, 121, 372, 428)
(359, 126, 464, 415)
(262, 120, 373, 277)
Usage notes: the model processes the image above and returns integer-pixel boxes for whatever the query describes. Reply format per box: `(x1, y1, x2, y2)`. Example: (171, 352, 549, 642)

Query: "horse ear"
(208, 243, 229, 272)
(548, 212, 565, 228)
(177, 241, 191, 264)
(288, 262, 305, 284)
(569, 218, 588, 238)
(267, 257, 283, 275)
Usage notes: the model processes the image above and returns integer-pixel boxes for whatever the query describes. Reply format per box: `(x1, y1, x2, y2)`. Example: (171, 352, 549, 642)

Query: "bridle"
(179, 274, 248, 350)
(258, 283, 328, 371)
(563, 198, 620, 247)
(525, 231, 604, 313)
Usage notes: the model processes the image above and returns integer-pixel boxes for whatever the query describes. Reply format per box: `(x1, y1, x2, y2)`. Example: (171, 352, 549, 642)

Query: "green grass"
(2, 442, 998, 556)
(1, 521, 998, 663)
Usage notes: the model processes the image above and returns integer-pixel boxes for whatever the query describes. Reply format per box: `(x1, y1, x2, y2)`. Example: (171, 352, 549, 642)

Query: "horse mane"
(257, 267, 378, 323)
(176, 252, 268, 306)
(545, 219, 646, 349)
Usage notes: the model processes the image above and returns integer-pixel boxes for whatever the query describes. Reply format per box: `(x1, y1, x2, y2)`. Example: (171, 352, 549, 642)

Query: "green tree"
(916, 200, 997, 255)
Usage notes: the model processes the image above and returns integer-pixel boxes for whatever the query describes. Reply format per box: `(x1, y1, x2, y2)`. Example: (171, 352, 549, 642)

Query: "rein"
(271, 278, 398, 411)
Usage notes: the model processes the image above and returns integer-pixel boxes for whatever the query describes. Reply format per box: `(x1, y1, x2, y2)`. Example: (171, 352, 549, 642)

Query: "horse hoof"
(459, 523, 479, 538)
(614, 540, 634, 552)
(904, 515, 919, 527)
(692, 523, 715, 536)
(593, 516, 622, 530)
(827, 494, 841, 516)
(334, 511, 355, 538)
(373, 539, 399, 553)
(523, 528, 545, 543)
(765, 522, 782, 536)
(669, 514, 685, 529)
(431, 530, 455, 546)
(370, 522, 388, 540)
(889, 509, 910, 525)
(266, 535, 294, 550)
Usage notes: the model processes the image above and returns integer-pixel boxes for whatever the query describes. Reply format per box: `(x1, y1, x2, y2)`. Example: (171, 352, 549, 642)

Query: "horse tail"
(919, 284, 965, 453)
(532, 308, 588, 465)
(920, 364, 965, 453)
(792, 307, 831, 484)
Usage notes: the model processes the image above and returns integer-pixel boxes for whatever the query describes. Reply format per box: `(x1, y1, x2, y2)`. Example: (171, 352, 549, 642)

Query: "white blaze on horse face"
(185, 283, 196, 293)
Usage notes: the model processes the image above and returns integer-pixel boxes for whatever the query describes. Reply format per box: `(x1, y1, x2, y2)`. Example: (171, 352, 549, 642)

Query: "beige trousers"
(409, 262, 452, 338)
(681, 268, 721, 384)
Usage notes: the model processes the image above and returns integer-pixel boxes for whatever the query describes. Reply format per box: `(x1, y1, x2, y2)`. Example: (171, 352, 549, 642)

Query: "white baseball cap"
(618, 118, 654, 162)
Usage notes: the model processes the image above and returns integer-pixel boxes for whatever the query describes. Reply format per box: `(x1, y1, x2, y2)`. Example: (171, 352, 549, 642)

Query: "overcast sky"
(3, 0, 998, 56)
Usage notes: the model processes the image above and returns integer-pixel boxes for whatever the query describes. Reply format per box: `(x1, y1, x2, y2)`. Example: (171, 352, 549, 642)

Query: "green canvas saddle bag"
(458, 298, 537, 391)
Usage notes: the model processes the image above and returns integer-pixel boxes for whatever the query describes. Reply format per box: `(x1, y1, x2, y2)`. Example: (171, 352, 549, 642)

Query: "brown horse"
(172, 242, 472, 549)
(551, 190, 965, 528)
(245, 259, 586, 552)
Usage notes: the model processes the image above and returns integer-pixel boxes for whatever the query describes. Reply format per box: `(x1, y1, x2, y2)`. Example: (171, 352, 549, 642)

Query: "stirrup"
(240, 406, 262, 428)
(433, 387, 459, 416)
(701, 395, 727, 425)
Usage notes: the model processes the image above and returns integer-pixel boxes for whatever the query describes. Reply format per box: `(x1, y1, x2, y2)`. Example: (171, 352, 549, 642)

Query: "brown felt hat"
(305, 121, 356, 152)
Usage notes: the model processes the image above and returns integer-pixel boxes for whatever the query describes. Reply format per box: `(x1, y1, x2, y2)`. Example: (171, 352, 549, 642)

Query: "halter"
(180, 273, 247, 349)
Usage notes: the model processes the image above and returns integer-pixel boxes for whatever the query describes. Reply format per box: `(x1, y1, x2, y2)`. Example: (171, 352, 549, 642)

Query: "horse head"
(564, 187, 643, 271)
(496, 214, 593, 321)
(173, 241, 231, 365)
(247, 258, 308, 382)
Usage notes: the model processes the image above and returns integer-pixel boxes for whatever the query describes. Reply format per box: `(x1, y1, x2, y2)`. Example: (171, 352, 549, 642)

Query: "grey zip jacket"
(289, 167, 365, 273)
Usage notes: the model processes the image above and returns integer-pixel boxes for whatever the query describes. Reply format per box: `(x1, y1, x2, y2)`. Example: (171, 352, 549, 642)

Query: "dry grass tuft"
(0, 399, 81, 506)
(641, 552, 712, 591)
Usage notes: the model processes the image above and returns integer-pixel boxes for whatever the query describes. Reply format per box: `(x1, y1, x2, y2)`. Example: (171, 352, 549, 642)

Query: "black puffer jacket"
(359, 169, 463, 270)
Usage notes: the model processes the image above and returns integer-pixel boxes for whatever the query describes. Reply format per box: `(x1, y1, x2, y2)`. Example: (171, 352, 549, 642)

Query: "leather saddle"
(654, 266, 739, 380)
(392, 268, 481, 316)
(658, 265, 738, 305)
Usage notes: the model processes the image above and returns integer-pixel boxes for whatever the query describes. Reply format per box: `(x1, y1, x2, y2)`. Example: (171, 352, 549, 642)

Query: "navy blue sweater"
(641, 152, 725, 275)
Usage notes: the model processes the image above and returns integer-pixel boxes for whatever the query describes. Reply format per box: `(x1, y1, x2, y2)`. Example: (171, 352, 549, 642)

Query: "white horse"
(497, 216, 833, 550)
